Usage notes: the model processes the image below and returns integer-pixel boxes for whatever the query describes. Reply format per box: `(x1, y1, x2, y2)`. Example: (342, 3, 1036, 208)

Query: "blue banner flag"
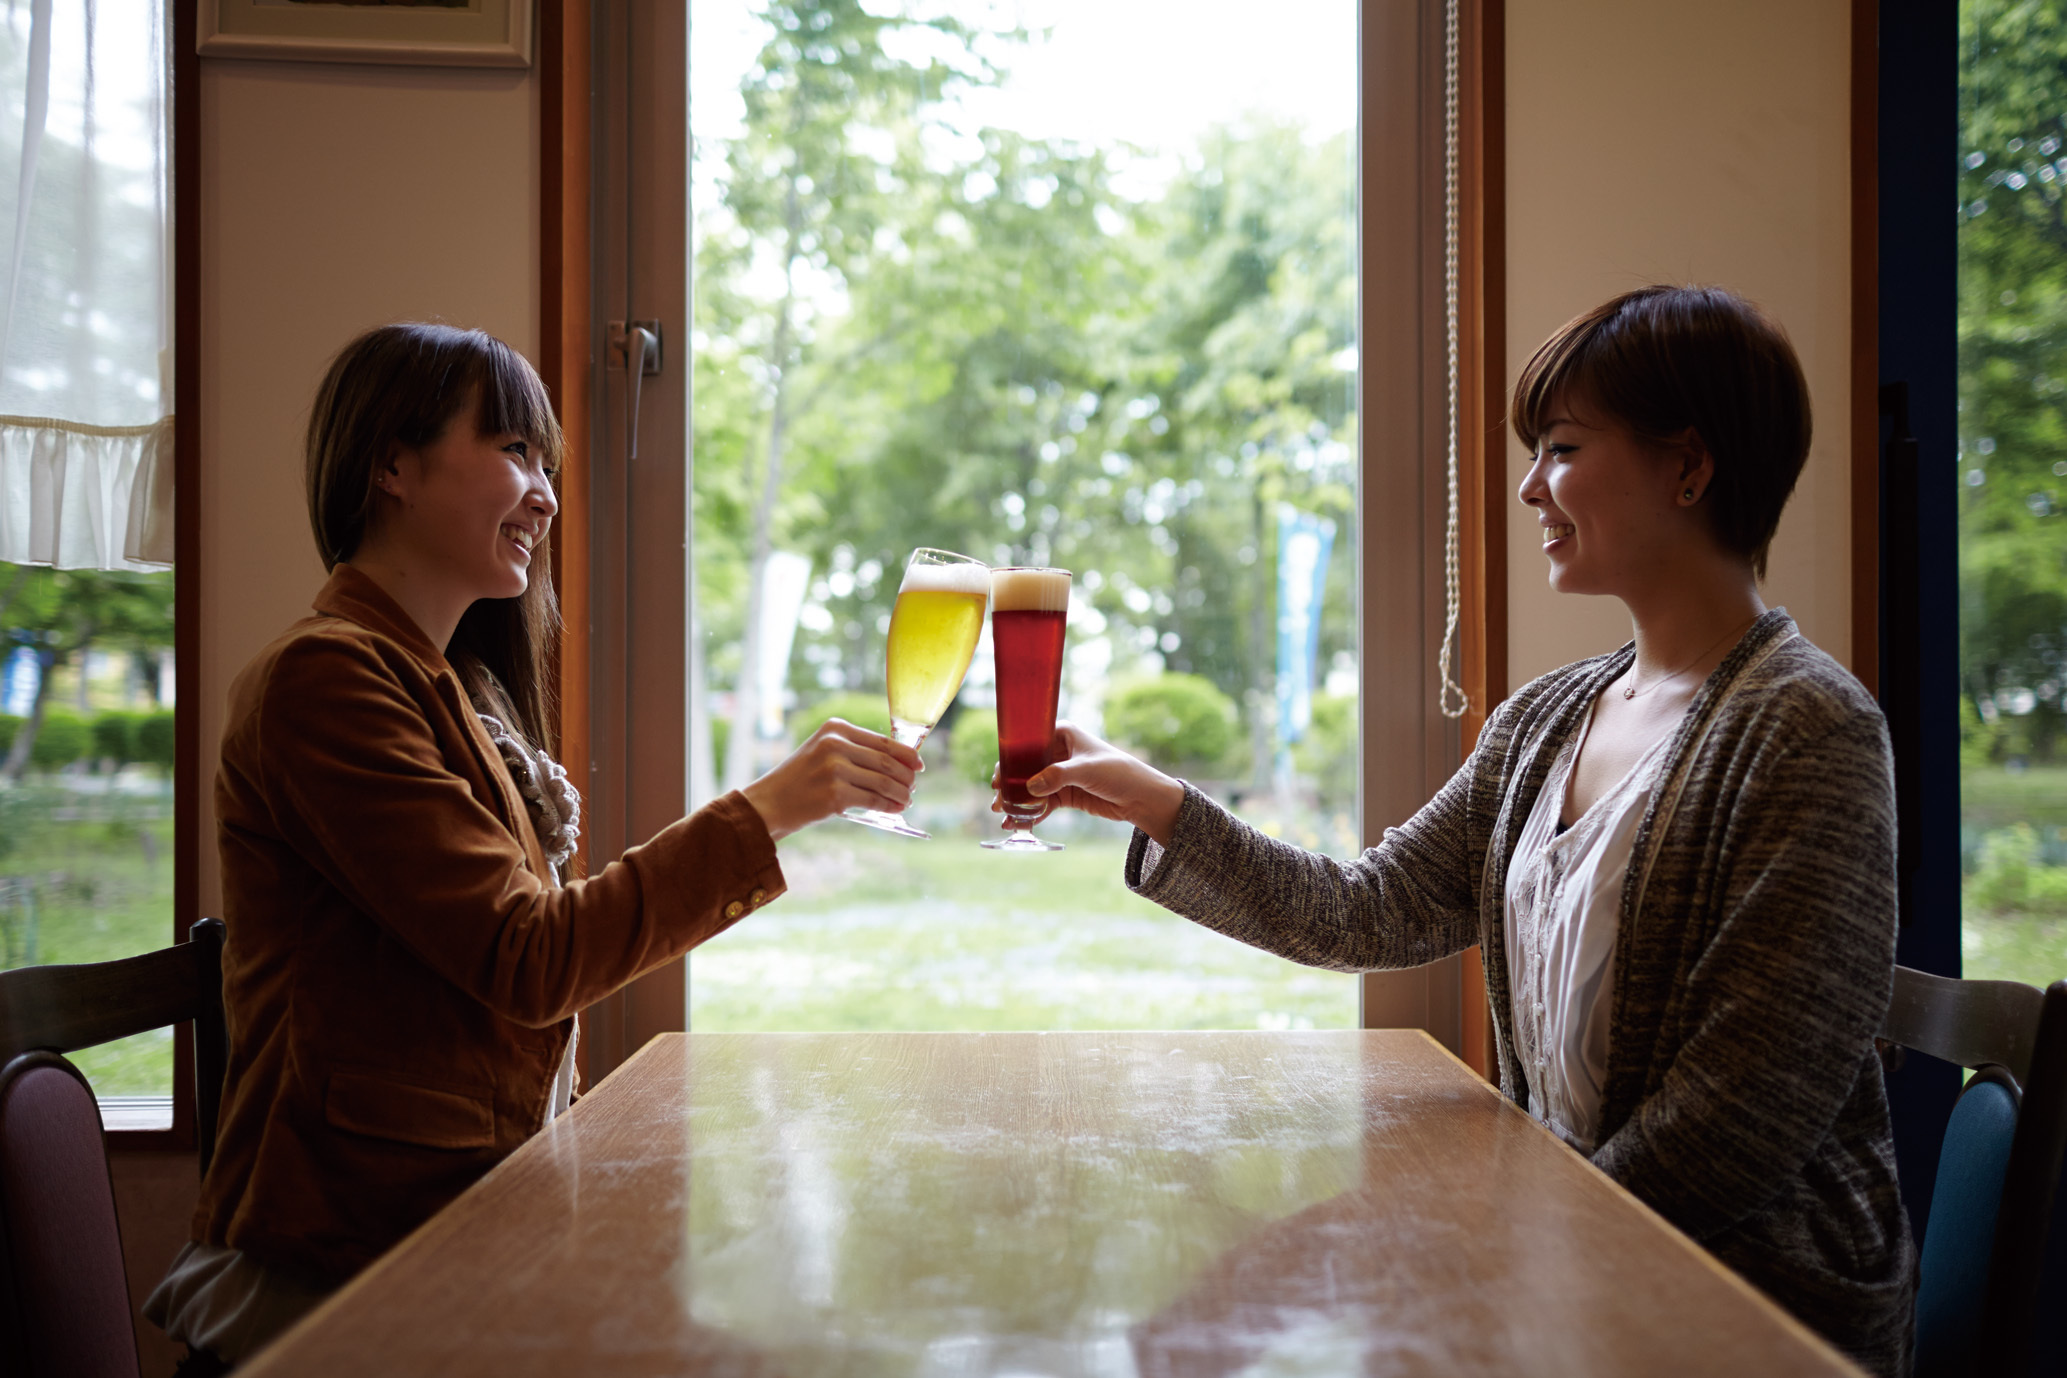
(1275, 505, 1335, 748)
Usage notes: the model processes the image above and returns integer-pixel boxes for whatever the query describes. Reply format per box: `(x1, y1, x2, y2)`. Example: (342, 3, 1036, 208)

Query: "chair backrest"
(1882, 968, 2067, 1378)
(0, 919, 226, 1377)
(0, 917, 226, 1172)
(0, 1052, 139, 1378)
(1882, 965, 2045, 1085)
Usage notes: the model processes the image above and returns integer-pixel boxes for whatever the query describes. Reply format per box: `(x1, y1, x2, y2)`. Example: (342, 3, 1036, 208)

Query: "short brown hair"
(1510, 285, 1811, 578)
(306, 323, 565, 751)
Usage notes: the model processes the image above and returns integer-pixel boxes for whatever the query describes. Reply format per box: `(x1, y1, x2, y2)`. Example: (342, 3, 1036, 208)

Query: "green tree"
(693, 16, 1358, 800)
(0, 566, 173, 780)
(1959, 0, 2067, 757)
(1126, 125, 1357, 783)
(702, 0, 997, 788)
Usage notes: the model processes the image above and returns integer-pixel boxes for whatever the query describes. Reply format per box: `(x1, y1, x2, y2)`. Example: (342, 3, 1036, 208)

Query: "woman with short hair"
(1012, 285, 1916, 1374)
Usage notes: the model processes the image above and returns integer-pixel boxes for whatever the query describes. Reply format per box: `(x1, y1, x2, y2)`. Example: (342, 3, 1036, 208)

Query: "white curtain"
(0, 0, 170, 572)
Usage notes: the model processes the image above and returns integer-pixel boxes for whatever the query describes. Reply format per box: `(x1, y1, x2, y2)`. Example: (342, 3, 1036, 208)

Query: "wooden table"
(241, 1031, 1863, 1376)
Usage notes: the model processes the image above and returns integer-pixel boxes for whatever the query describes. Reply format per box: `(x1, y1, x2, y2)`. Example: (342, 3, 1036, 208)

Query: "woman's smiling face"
(381, 395, 559, 605)
(1517, 392, 1707, 598)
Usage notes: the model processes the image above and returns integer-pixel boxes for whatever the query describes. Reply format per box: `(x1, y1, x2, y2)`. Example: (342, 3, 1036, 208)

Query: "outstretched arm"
(998, 721, 1486, 973)
(257, 641, 918, 1027)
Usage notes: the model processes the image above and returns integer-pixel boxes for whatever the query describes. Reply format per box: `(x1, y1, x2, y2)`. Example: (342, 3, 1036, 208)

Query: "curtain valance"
(0, 414, 171, 571)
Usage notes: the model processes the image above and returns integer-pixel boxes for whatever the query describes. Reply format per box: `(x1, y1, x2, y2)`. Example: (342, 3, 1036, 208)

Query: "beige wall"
(114, 55, 540, 1378)
(1504, 0, 1855, 685)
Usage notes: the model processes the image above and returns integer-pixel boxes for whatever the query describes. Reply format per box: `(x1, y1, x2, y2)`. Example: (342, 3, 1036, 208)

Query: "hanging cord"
(1435, 0, 1469, 720)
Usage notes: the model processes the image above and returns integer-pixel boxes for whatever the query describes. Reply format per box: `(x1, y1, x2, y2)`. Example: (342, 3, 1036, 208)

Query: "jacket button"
(725, 901, 744, 919)
(750, 888, 767, 906)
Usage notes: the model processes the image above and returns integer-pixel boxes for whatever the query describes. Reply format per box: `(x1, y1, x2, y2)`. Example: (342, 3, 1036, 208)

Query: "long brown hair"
(306, 323, 565, 752)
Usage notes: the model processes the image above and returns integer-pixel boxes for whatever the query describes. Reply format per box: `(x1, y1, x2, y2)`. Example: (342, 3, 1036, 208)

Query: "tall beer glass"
(843, 548, 989, 839)
(983, 567, 1071, 852)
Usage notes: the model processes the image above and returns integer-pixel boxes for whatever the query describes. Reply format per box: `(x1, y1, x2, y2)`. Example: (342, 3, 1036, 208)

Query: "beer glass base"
(841, 806, 930, 839)
(980, 832, 1064, 852)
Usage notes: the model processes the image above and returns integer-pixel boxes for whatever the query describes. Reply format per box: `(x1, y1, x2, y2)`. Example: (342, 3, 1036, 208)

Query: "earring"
(1682, 488, 1697, 502)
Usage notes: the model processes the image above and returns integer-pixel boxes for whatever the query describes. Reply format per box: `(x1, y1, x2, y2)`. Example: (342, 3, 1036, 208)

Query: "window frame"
(106, 0, 200, 1148)
(1355, 0, 1505, 1065)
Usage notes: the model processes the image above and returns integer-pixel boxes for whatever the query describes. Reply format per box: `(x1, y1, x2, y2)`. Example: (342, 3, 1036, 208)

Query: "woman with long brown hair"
(146, 323, 917, 1372)
(1006, 286, 1916, 1374)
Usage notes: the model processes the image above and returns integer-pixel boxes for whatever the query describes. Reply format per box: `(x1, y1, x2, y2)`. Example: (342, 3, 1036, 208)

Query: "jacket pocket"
(324, 1069, 495, 1150)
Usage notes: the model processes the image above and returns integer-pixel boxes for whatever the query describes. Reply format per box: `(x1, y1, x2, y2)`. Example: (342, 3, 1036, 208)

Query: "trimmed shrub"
(1106, 674, 1240, 774)
(31, 711, 90, 769)
(137, 711, 176, 770)
(92, 711, 141, 765)
(949, 708, 999, 787)
(796, 692, 893, 740)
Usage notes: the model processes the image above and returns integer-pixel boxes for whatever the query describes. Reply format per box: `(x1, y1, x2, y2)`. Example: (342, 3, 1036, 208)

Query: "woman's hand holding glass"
(745, 719, 923, 842)
(989, 721, 1187, 847)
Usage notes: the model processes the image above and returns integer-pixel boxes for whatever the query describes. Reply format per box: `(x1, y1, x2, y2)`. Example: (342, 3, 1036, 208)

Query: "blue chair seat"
(1914, 1073, 2019, 1377)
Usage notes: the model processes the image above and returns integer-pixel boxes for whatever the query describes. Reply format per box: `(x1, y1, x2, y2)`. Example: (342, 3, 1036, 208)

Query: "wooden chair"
(0, 918, 226, 1378)
(1880, 965, 2067, 1378)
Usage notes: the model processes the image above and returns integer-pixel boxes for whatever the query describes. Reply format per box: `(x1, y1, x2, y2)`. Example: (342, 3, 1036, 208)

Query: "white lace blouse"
(1501, 703, 1676, 1154)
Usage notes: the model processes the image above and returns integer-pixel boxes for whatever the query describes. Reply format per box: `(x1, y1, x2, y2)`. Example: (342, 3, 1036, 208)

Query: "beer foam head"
(900, 560, 992, 595)
(990, 567, 1071, 612)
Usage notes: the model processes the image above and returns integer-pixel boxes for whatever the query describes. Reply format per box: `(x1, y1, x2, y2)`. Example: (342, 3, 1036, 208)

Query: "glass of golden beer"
(983, 567, 1070, 852)
(842, 548, 990, 839)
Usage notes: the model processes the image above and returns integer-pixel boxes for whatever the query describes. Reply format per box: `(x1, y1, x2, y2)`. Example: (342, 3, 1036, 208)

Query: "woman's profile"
(146, 323, 920, 1371)
(1009, 285, 1916, 1376)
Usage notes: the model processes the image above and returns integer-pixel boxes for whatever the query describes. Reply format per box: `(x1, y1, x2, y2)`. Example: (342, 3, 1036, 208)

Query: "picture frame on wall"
(198, 0, 534, 69)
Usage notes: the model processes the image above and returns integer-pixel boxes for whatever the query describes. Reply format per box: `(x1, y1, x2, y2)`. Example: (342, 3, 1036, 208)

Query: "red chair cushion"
(0, 1060, 139, 1378)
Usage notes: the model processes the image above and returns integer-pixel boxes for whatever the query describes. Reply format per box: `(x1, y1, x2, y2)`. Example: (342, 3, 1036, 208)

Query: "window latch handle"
(607, 320, 662, 460)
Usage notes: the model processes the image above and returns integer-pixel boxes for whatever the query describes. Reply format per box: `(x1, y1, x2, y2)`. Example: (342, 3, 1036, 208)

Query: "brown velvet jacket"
(195, 566, 785, 1284)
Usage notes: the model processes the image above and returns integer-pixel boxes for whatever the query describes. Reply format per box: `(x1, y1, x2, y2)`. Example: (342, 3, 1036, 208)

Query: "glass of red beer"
(983, 566, 1071, 852)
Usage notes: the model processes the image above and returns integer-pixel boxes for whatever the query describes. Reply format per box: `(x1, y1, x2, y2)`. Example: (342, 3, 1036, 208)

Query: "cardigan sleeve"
(1122, 738, 1489, 973)
(1589, 710, 1899, 1241)
(253, 635, 786, 1028)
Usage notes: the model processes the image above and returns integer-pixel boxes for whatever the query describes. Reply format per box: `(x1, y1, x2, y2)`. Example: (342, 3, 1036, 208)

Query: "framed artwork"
(198, 0, 534, 69)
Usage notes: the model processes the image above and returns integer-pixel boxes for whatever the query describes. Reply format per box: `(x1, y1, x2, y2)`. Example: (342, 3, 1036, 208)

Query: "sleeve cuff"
(1124, 781, 1210, 898)
(693, 790, 789, 932)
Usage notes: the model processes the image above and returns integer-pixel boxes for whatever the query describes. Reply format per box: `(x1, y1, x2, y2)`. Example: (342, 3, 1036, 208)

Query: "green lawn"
(0, 786, 176, 1096)
(688, 800, 1359, 1032)
(1961, 763, 2067, 832)
(1962, 767, 2067, 992)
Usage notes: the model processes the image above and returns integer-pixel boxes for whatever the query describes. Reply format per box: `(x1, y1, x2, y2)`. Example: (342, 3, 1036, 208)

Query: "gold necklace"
(1622, 615, 1760, 701)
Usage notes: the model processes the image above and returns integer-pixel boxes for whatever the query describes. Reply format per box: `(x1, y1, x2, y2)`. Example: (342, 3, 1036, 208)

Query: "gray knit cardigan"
(1125, 610, 1916, 1376)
